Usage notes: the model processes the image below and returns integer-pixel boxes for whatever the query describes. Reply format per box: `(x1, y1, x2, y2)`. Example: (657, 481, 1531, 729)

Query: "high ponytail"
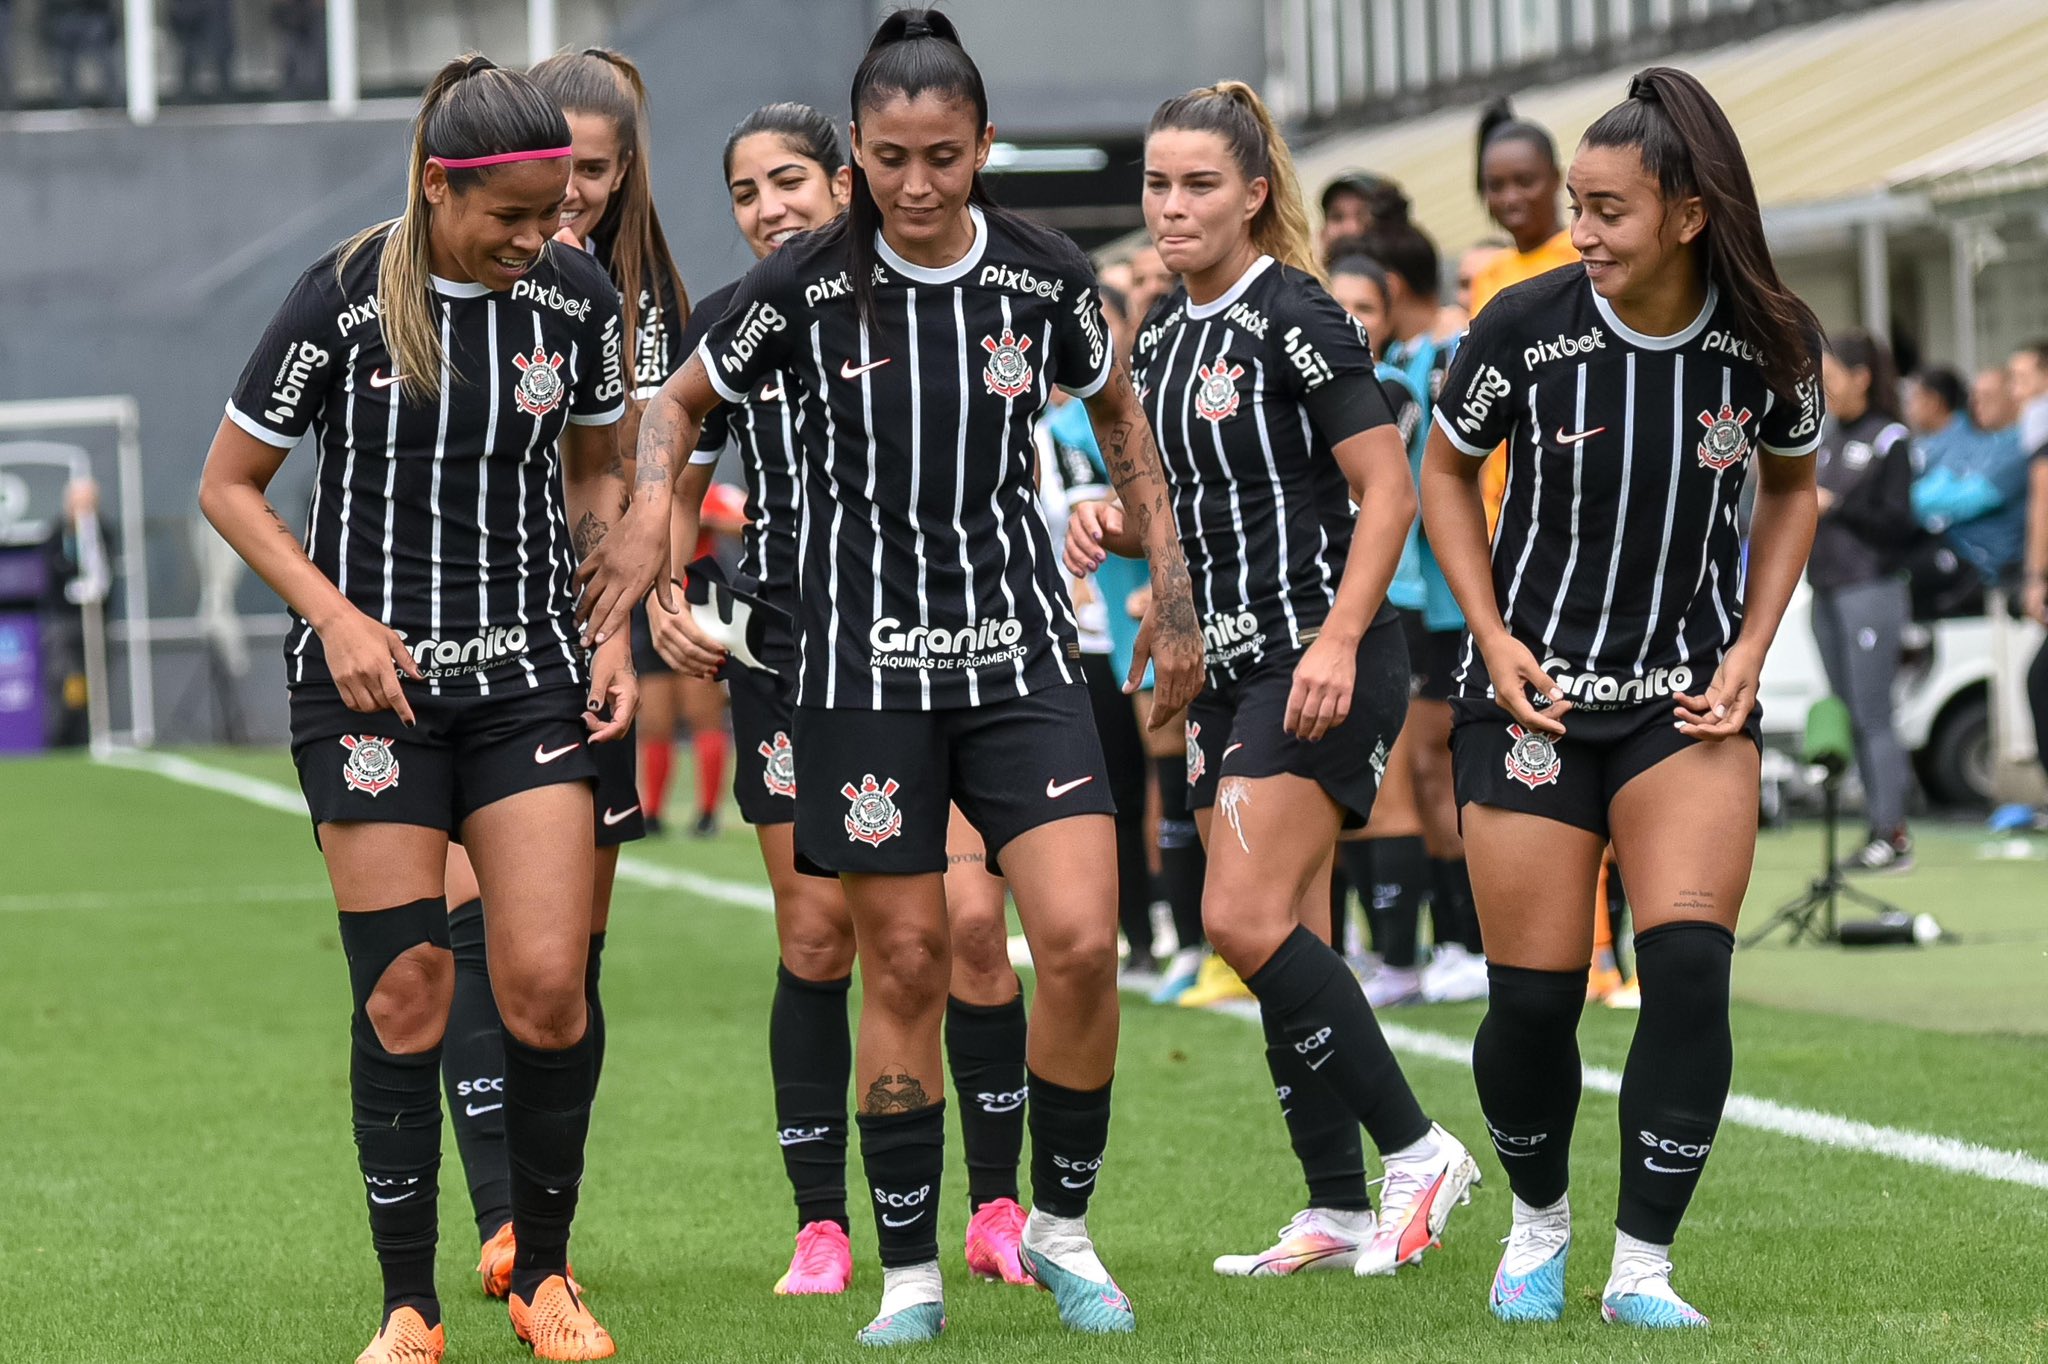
(1474, 95, 1558, 199)
(529, 48, 690, 380)
(1147, 81, 1320, 280)
(342, 54, 569, 402)
(1583, 67, 1820, 397)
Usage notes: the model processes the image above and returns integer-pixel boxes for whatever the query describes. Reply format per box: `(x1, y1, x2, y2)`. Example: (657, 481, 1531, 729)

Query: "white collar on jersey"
(429, 274, 492, 299)
(875, 204, 990, 283)
(1184, 254, 1276, 319)
(1589, 278, 1719, 350)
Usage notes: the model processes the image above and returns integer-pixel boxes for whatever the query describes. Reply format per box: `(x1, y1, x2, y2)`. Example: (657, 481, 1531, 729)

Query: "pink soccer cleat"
(964, 1197, 1033, 1285)
(774, 1220, 854, 1296)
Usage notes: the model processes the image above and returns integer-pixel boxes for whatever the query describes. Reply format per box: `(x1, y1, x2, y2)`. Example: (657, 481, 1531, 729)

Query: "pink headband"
(429, 146, 573, 170)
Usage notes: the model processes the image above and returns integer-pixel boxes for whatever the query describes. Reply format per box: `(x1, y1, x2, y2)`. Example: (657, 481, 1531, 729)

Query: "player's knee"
(364, 942, 453, 1054)
(776, 883, 856, 980)
(1633, 920, 1734, 1010)
(497, 979, 589, 1050)
(1026, 915, 1116, 996)
(1200, 883, 1292, 973)
(859, 922, 950, 1019)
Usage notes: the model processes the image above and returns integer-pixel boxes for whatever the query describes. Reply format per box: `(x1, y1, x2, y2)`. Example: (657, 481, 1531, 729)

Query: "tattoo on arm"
(860, 1070, 934, 1115)
(572, 512, 608, 559)
(263, 503, 299, 541)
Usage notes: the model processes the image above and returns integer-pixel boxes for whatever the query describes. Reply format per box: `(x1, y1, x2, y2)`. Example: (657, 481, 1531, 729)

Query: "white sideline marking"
(95, 748, 2048, 1194)
(1, 884, 331, 913)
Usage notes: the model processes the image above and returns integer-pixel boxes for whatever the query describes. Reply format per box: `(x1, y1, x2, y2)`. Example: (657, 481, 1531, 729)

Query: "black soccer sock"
(585, 930, 607, 1089)
(1260, 1000, 1370, 1211)
(770, 964, 852, 1230)
(440, 897, 511, 1244)
(1471, 962, 1587, 1209)
(1616, 922, 1734, 1244)
(1155, 755, 1206, 952)
(858, 1101, 946, 1267)
(1431, 857, 1484, 955)
(1336, 839, 1382, 955)
(1027, 1071, 1112, 1219)
(1243, 925, 1430, 1153)
(504, 1024, 597, 1303)
(1370, 836, 1428, 969)
(945, 993, 1027, 1212)
(1114, 812, 1155, 961)
(339, 898, 450, 1326)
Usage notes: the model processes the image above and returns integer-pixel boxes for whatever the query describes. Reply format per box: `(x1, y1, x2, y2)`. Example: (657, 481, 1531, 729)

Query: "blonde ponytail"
(1149, 80, 1322, 281)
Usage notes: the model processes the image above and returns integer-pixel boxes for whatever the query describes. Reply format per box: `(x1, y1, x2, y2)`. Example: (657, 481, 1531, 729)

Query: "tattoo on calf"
(861, 1070, 933, 1115)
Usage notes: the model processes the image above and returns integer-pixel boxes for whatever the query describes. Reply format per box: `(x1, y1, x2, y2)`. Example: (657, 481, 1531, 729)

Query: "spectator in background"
(1317, 170, 1409, 263)
(1907, 366, 2026, 587)
(168, 0, 235, 98)
(274, 0, 326, 99)
(1123, 242, 1174, 335)
(1442, 239, 1505, 341)
(44, 0, 122, 107)
(1813, 330, 1920, 873)
(1972, 364, 2018, 435)
(1468, 99, 1574, 316)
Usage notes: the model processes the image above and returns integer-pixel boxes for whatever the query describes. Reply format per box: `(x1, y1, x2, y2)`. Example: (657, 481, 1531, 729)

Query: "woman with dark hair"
(1812, 329, 1919, 871)
(1071, 81, 1479, 1283)
(199, 54, 671, 1362)
(1470, 97, 1575, 317)
(1421, 67, 1823, 1329)
(642, 11, 1202, 1343)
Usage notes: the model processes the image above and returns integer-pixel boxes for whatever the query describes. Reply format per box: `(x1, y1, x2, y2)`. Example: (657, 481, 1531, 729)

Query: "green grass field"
(6, 748, 2048, 1362)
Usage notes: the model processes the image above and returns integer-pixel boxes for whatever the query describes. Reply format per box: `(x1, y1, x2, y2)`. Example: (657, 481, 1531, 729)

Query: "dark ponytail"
(723, 101, 846, 182)
(1828, 329, 1902, 423)
(1474, 95, 1557, 198)
(835, 7, 994, 329)
(1583, 67, 1820, 398)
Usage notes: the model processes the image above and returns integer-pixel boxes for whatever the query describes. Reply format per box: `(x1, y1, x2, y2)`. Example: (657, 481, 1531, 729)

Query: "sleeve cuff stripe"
(568, 402, 626, 427)
(1066, 346, 1114, 401)
(225, 403, 298, 449)
(1762, 434, 1822, 457)
(697, 338, 747, 405)
(1433, 408, 1492, 457)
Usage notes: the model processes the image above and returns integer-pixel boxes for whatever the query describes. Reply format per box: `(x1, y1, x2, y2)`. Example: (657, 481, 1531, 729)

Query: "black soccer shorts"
(1449, 695, 1762, 838)
(1184, 614, 1410, 829)
(289, 682, 597, 838)
(1398, 608, 1465, 704)
(790, 682, 1115, 877)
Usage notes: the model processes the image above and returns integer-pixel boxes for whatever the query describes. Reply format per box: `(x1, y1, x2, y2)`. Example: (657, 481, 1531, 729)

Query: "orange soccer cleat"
(509, 1274, 615, 1360)
(478, 1222, 582, 1300)
(354, 1307, 444, 1364)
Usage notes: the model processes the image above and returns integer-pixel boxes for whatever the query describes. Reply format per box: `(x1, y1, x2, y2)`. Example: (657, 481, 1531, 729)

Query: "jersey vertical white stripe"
(1538, 363, 1589, 652)
(1246, 357, 1305, 650)
(1584, 352, 1638, 669)
(906, 291, 933, 708)
(1633, 353, 1686, 676)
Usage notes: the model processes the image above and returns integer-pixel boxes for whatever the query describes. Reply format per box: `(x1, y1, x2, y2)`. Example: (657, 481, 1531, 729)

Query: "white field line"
(96, 747, 2048, 1193)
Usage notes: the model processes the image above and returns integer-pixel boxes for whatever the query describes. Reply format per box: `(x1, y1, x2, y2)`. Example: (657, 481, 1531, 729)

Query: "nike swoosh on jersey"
(465, 1102, 503, 1117)
(1555, 425, 1607, 444)
(759, 382, 784, 401)
(1222, 742, 1245, 760)
(534, 742, 581, 765)
(840, 357, 891, 380)
(1045, 776, 1095, 798)
(602, 805, 640, 826)
(369, 370, 405, 390)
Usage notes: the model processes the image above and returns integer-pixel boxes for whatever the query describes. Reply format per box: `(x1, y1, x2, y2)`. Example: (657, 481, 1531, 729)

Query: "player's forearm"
(671, 460, 714, 582)
(199, 478, 354, 631)
(1420, 448, 1508, 645)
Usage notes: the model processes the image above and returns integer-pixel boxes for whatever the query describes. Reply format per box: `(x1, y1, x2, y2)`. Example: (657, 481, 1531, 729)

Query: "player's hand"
(574, 508, 671, 648)
(2025, 578, 2048, 626)
(553, 223, 586, 251)
(1477, 631, 1569, 735)
(1673, 642, 1760, 741)
(1285, 631, 1355, 742)
(1130, 592, 1203, 731)
(584, 635, 638, 742)
(316, 606, 421, 724)
(647, 584, 726, 678)
(1065, 499, 1123, 576)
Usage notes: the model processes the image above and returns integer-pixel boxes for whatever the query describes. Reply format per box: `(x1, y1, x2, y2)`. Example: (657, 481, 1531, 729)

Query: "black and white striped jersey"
(1132, 255, 1398, 683)
(678, 277, 803, 613)
(227, 232, 626, 695)
(696, 205, 1114, 710)
(1434, 266, 1822, 706)
(587, 224, 688, 402)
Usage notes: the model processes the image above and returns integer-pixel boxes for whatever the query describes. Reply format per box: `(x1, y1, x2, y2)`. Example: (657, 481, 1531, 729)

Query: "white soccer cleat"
(1355, 1124, 1481, 1276)
(1212, 1207, 1375, 1277)
(1602, 1257, 1710, 1329)
(1364, 965, 1423, 1009)
(1422, 946, 1489, 1003)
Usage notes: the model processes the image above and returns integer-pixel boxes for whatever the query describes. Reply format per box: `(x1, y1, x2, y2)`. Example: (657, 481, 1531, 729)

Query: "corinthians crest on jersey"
(1194, 355, 1245, 424)
(982, 327, 1034, 398)
(1696, 403, 1753, 470)
(843, 774, 904, 845)
(512, 346, 567, 418)
(340, 734, 400, 795)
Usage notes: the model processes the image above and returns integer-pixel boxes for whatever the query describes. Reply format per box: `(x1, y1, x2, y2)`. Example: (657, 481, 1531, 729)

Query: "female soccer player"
(1068, 80, 1478, 1282)
(199, 55, 672, 1362)
(431, 45, 687, 1306)
(644, 16, 1202, 1338)
(1421, 68, 1823, 1328)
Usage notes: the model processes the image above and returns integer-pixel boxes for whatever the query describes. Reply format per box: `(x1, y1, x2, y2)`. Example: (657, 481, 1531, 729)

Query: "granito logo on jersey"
(339, 734, 399, 796)
(1539, 658, 1694, 710)
(869, 616, 1028, 671)
(1523, 326, 1606, 369)
(1202, 608, 1265, 664)
(511, 278, 593, 322)
(982, 327, 1034, 398)
(335, 297, 382, 336)
(842, 774, 904, 846)
(1696, 403, 1753, 471)
(1455, 364, 1512, 434)
(1193, 355, 1245, 424)
(1503, 724, 1561, 788)
(398, 625, 530, 677)
(511, 346, 566, 418)
(759, 730, 796, 798)
(1185, 719, 1206, 787)
(804, 270, 852, 307)
(1282, 325, 1334, 390)
(978, 263, 1064, 301)
(265, 339, 331, 425)
(720, 300, 787, 376)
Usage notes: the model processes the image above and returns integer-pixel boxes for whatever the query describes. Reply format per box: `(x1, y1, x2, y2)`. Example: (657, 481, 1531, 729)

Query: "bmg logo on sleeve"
(720, 301, 788, 376)
(265, 339, 331, 425)
(1455, 364, 1512, 435)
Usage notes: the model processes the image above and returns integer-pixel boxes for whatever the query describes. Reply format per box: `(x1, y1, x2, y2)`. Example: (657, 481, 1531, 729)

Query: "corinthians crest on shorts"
(1193, 355, 1245, 424)
(842, 773, 904, 846)
(511, 345, 567, 418)
(1503, 723, 1561, 789)
(339, 734, 400, 796)
(1185, 719, 1206, 787)
(981, 327, 1034, 399)
(759, 731, 797, 799)
(1695, 403, 1753, 471)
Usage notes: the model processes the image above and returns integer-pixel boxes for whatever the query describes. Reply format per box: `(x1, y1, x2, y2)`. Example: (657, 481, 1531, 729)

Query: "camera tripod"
(1741, 767, 1906, 947)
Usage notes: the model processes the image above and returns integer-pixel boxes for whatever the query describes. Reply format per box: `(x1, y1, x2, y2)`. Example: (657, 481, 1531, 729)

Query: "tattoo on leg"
(1217, 776, 1252, 854)
(946, 850, 985, 868)
(1673, 888, 1717, 917)
(572, 511, 608, 559)
(861, 1070, 933, 1115)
